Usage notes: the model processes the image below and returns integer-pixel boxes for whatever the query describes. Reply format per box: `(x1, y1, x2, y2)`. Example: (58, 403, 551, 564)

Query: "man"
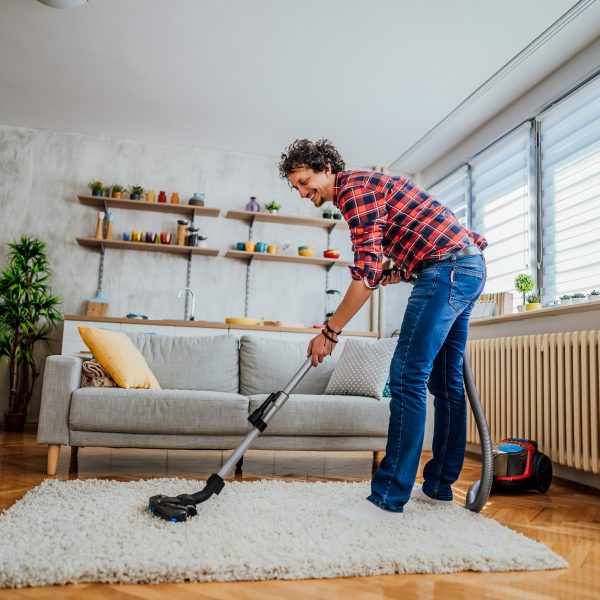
(278, 139, 487, 522)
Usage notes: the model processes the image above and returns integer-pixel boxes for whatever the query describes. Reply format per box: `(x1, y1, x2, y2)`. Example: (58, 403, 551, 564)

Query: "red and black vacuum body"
(492, 437, 552, 493)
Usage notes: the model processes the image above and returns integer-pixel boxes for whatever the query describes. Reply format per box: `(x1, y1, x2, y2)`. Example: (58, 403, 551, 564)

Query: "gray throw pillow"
(325, 337, 397, 400)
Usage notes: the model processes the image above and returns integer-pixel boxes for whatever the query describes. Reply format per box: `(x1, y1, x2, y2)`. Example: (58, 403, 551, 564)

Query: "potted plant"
(110, 184, 125, 199)
(559, 294, 572, 305)
(87, 180, 103, 197)
(102, 186, 110, 197)
(264, 200, 282, 214)
(0, 237, 62, 432)
(514, 273, 534, 312)
(525, 293, 542, 311)
(587, 289, 600, 301)
(129, 185, 144, 201)
(571, 292, 587, 304)
(322, 205, 333, 219)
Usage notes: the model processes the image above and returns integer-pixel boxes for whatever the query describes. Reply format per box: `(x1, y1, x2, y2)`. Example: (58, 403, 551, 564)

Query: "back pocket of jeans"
(449, 265, 484, 311)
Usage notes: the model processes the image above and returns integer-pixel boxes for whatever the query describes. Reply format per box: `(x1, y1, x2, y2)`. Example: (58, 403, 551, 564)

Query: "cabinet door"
(228, 328, 281, 341)
(175, 326, 229, 338)
(120, 323, 177, 337)
(62, 320, 121, 355)
(279, 331, 320, 342)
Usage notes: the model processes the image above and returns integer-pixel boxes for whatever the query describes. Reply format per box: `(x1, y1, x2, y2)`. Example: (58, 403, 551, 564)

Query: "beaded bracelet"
(321, 328, 338, 344)
(324, 320, 342, 336)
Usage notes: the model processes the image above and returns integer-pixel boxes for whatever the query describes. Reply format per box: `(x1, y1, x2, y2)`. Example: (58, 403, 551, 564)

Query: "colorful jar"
(158, 191, 167, 203)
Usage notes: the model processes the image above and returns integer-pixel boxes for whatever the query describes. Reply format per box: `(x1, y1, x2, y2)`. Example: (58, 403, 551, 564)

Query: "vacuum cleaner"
(492, 438, 552, 493)
(148, 347, 495, 522)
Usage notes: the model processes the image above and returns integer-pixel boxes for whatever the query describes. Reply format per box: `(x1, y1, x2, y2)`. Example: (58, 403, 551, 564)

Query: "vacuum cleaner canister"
(492, 438, 552, 493)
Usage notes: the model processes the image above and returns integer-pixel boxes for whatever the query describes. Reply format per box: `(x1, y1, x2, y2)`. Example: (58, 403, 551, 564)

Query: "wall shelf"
(78, 195, 220, 218)
(224, 249, 350, 267)
(225, 209, 347, 230)
(76, 237, 220, 256)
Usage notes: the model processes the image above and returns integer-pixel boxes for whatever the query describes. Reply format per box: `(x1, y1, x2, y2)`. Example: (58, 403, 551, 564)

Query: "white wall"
(0, 125, 370, 419)
(417, 36, 600, 187)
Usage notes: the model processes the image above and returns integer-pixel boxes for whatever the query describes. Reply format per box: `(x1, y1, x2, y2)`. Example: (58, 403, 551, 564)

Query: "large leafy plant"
(0, 237, 62, 416)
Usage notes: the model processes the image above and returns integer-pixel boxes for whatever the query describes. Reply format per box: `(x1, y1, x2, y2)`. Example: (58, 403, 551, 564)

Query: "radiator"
(466, 331, 600, 474)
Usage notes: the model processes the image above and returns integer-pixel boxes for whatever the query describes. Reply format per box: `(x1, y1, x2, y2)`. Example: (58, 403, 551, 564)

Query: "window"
(538, 76, 600, 302)
(428, 166, 469, 226)
(470, 124, 534, 299)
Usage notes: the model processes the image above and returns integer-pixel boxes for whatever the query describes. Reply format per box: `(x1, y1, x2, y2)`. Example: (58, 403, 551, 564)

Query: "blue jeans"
(367, 252, 486, 512)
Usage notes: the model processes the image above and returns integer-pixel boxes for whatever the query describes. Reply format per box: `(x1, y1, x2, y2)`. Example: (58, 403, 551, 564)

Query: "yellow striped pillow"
(78, 326, 161, 389)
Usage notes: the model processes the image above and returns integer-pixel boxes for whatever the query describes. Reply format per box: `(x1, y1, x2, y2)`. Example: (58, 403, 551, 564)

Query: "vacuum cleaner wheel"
(533, 452, 553, 493)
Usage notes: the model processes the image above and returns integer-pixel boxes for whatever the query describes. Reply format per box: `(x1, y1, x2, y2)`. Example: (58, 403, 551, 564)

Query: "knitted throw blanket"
(81, 360, 117, 388)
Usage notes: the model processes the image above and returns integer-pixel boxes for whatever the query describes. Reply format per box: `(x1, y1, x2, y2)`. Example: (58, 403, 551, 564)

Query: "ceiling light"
(36, 0, 89, 8)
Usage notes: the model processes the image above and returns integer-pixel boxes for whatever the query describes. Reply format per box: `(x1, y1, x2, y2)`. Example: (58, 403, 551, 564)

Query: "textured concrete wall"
(0, 125, 371, 421)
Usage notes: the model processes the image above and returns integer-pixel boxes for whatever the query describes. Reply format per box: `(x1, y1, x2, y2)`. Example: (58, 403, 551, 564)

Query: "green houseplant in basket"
(525, 293, 542, 311)
(0, 237, 62, 431)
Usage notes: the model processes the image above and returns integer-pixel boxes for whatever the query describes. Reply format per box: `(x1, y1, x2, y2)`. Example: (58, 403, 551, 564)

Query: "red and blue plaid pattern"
(333, 171, 487, 287)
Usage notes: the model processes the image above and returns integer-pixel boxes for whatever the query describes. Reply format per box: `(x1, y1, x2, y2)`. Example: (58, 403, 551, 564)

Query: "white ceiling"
(0, 0, 599, 172)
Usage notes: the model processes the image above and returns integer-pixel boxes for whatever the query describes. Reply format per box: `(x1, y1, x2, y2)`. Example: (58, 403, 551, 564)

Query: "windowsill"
(470, 298, 600, 326)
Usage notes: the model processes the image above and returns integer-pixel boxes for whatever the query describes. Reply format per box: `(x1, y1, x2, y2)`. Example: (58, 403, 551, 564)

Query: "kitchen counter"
(63, 315, 378, 338)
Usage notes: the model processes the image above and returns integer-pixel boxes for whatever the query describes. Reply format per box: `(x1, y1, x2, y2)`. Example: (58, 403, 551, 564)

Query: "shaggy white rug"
(0, 478, 567, 588)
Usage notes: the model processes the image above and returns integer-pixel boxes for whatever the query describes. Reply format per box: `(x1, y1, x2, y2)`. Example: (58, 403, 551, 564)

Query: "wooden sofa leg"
(47, 445, 60, 476)
(372, 451, 384, 475)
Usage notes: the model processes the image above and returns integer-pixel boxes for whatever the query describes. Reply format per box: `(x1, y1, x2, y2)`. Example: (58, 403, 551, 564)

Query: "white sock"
(411, 484, 452, 505)
(338, 499, 403, 523)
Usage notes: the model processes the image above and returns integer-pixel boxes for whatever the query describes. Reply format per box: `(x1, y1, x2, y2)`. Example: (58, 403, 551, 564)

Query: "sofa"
(37, 333, 393, 475)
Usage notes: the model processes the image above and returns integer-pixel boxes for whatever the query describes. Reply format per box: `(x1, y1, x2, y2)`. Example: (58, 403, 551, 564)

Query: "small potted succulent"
(129, 185, 144, 201)
(571, 292, 587, 304)
(525, 293, 542, 311)
(322, 205, 333, 219)
(264, 200, 282, 214)
(514, 272, 534, 312)
(102, 186, 111, 197)
(111, 184, 125, 199)
(587, 289, 600, 301)
(88, 180, 104, 197)
(559, 294, 572, 306)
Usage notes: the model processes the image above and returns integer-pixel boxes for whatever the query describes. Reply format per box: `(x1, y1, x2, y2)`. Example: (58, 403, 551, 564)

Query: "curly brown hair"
(278, 139, 346, 181)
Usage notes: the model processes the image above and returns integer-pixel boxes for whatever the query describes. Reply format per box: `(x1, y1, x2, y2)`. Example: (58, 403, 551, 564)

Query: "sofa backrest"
(126, 333, 239, 392)
(239, 335, 342, 395)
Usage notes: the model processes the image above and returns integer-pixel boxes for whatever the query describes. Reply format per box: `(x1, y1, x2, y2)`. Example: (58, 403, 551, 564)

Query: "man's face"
(287, 166, 335, 208)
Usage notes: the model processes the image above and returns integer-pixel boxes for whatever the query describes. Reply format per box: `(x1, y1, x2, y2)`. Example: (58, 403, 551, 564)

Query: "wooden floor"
(0, 427, 598, 599)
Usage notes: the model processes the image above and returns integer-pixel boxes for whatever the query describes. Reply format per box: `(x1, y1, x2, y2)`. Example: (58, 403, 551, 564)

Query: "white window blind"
(428, 166, 468, 226)
(470, 124, 533, 300)
(538, 75, 600, 301)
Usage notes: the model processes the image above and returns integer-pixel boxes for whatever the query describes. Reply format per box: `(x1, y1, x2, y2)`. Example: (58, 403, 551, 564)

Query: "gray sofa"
(37, 334, 391, 475)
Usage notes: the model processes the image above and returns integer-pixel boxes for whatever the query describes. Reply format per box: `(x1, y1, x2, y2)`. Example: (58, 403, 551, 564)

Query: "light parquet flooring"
(0, 427, 598, 600)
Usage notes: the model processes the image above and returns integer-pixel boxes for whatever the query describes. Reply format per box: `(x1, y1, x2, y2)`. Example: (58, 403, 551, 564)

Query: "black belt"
(414, 245, 482, 276)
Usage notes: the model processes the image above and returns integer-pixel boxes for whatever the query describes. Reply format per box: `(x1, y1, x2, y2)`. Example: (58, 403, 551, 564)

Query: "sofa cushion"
(239, 335, 343, 396)
(126, 333, 239, 392)
(78, 326, 160, 389)
(248, 394, 390, 436)
(325, 337, 397, 400)
(70, 388, 249, 435)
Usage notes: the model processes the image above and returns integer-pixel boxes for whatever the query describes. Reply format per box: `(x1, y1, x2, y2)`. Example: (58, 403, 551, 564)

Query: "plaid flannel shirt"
(333, 171, 487, 287)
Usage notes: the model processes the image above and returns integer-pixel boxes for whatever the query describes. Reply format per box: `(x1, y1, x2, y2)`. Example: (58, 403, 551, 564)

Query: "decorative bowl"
(225, 317, 261, 326)
(323, 249, 340, 259)
(298, 249, 316, 257)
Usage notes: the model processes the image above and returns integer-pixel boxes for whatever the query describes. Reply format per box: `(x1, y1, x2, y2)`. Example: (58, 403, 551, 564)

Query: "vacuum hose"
(463, 349, 494, 512)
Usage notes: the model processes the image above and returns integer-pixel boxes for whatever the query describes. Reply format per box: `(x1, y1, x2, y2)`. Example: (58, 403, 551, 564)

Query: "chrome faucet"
(177, 286, 196, 321)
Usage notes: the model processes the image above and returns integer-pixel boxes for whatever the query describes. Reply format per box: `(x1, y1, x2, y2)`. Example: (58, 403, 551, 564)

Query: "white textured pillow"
(325, 337, 397, 400)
